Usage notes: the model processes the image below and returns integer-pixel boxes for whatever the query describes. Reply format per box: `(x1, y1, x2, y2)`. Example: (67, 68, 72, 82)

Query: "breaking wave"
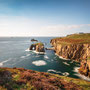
(63, 62, 70, 66)
(0, 58, 12, 66)
(25, 48, 30, 52)
(44, 55, 49, 59)
(47, 69, 61, 74)
(47, 69, 69, 76)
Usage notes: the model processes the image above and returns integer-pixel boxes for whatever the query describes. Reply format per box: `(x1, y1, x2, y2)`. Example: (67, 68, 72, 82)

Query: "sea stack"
(29, 42, 45, 54)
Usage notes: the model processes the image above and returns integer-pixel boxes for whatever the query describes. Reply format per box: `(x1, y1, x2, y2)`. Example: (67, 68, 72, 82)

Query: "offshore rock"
(29, 43, 45, 53)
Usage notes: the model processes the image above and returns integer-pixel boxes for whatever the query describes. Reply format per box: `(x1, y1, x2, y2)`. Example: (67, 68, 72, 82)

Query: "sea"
(0, 37, 90, 81)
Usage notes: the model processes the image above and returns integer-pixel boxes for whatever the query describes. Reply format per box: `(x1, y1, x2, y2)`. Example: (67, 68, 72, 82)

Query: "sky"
(0, 0, 90, 37)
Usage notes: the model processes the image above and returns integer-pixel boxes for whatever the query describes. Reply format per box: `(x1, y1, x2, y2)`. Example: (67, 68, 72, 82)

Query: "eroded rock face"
(29, 44, 36, 50)
(79, 60, 90, 77)
(29, 43, 45, 52)
(36, 45, 45, 52)
(51, 39, 90, 61)
(51, 39, 90, 77)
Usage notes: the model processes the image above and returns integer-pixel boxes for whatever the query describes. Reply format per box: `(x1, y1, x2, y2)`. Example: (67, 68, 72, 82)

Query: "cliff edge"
(50, 33, 90, 77)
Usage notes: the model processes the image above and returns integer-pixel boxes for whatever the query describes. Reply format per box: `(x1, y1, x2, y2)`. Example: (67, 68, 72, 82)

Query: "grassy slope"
(53, 33, 90, 45)
(0, 67, 90, 90)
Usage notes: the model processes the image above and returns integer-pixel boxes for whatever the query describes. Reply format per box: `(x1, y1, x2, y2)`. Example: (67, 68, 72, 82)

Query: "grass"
(52, 33, 90, 45)
(55, 74, 90, 90)
(0, 67, 90, 90)
(32, 42, 44, 46)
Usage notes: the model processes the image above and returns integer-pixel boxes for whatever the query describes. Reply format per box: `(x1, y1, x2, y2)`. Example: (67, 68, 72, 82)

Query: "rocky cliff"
(0, 67, 90, 90)
(50, 33, 90, 77)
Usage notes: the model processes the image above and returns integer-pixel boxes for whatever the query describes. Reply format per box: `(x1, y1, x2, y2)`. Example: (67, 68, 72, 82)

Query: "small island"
(31, 39, 38, 42)
(29, 42, 45, 54)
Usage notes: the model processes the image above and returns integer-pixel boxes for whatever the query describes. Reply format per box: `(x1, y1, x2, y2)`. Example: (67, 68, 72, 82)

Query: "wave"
(25, 48, 30, 52)
(44, 55, 49, 59)
(32, 60, 47, 66)
(73, 67, 90, 81)
(63, 62, 70, 66)
(20, 56, 26, 59)
(0, 58, 12, 66)
(47, 69, 69, 76)
(20, 53, 31, 59)
(62, 72, 69, 76)
(47, 69, 61, 74)
(55, 53, 70, 60)
(33, 51, 45, 54)
(26, 54, 31, 56)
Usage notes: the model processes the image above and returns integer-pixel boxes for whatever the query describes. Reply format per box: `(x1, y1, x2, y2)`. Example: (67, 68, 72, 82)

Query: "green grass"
(32, 42, 44, 46)
(52, 33, 90, 45)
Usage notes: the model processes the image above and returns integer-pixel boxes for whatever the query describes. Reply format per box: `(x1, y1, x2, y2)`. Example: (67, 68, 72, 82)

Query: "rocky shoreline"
(29, 42, 45, 54)
(50, 33, 90, 78)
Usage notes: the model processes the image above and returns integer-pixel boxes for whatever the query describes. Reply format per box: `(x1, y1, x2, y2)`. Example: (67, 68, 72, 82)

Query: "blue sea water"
(0, 37, 80, 79)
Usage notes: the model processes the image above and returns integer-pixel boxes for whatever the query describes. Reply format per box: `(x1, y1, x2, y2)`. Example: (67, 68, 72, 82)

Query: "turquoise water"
(0, 37, 80, 79)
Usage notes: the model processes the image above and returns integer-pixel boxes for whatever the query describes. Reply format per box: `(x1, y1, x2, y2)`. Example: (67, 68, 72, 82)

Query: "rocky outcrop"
(29, 43, 45, 53)
(29, 44, 36, 50)
(50, 39, 90, 61)
(36, 45, 45, 52)
(79, 60, 90, 77)
(31, 39, 38, 42)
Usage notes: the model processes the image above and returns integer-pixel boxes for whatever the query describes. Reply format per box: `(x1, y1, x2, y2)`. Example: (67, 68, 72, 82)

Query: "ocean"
(0, 37, 83, 79)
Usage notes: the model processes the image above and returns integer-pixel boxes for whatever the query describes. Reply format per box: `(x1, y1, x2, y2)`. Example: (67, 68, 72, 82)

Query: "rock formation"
(31, 39, 38, 42)
(29, 44, 36, 50)
(29, 43, 45, 53)
(50, 33, 90, 77)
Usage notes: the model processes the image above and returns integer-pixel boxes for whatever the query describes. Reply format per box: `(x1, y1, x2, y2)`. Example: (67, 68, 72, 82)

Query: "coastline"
(73, 67, 90, 81)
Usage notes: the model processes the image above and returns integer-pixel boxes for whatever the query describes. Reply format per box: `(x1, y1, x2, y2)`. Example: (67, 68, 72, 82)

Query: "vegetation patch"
(0, 67, 90, 90)
(52, 33, 90, 45)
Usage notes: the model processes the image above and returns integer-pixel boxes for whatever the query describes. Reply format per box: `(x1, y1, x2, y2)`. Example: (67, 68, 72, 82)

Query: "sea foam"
(73, 67, 90, 81)
(0, 58, 12, 66)
(63, 62, 70, 66)
(44, 55, 49, 59)
(47, 69, 61, 74)
(25, 48, 30, 52)
(32, 60, 47, 66)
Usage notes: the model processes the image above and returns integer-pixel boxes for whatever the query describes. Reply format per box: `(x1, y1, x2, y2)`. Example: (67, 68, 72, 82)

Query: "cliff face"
(51, 39, 90, 61)
(0, 67, 90, 90)
(50, 33, 90, 77)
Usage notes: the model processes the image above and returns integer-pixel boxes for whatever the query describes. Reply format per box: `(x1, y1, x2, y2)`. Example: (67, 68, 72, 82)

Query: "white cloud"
(0, 15, 90, 36)
(41, 24, 90, 31)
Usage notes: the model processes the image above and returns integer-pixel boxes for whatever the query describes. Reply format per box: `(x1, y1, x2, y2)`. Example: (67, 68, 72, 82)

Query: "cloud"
(0, 15, 90, 36)
(41, 24, 90, 31)
(0, 16, 42, 36)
